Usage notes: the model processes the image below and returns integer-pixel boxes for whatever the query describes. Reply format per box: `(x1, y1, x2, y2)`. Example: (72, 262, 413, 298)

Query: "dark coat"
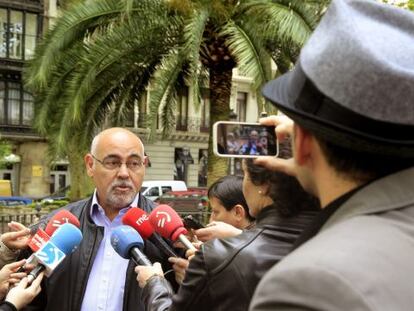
(141, 206, 316, 311)
(22, 194, 175, 311)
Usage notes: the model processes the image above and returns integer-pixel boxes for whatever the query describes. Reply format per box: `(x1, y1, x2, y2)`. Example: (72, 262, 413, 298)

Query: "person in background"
(24, 128, 176, 311)
(135, 142, 319, 311)
(169, 175, 254, 284)
(239, 130, 263, 155)
(226, 133, 240, 154)
(195, 175, 254, 242)
(250, 1, 414, 310)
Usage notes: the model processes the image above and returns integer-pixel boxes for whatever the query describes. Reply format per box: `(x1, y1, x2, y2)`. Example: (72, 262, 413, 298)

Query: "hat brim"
(262, 70, 414, 157)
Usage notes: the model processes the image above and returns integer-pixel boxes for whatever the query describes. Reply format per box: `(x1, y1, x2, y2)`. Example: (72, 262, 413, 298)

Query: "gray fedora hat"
(262, 0, 414, 156)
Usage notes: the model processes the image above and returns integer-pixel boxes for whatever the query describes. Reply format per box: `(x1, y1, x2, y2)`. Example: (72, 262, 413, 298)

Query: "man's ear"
(293, 124, 313, 166)
(85, 154, 94, 177)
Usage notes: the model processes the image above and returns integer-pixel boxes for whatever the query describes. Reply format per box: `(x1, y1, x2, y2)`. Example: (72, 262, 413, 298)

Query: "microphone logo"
(52, 217, 70, 227)
(136, 214, 149, 226)
(155, 211, 171, 228)
(37, 243, 65, 266)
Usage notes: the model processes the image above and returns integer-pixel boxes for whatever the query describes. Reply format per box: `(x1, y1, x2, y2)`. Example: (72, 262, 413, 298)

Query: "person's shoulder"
(201, 229, 263, 271)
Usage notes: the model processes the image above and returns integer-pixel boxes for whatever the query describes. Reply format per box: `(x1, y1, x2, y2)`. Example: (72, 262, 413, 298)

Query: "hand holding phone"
(183, 215, 205, 230)
(213, 121, 278, 158)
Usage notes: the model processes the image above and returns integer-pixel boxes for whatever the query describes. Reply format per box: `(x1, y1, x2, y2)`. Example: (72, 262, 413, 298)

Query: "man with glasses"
(26, 128, 176, 311)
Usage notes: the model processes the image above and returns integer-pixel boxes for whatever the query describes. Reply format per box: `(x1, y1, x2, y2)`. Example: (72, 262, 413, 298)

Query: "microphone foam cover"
(45, 210, 81, 236)
(122, 208, 154, 239)
(148, 205, 187, 241)
(111, 225, 144, 259)
(50, 223, 83, 255)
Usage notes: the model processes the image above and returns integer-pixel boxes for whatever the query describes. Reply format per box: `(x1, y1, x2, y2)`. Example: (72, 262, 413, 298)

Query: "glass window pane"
(25, 14, 37, 59)
(7, 83, 21, 125)
(0, 9, 6, 58)
(9, 11, 23, 59)
(22, 92, 34, 125)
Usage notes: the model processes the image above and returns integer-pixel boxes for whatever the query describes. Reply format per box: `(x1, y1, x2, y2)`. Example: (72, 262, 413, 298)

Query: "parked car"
(0, 196, 33, 207)
(155, 188, 208, 219)
(141, 180, 187, 201)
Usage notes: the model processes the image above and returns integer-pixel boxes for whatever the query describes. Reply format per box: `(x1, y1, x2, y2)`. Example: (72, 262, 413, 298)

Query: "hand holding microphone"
(149, 205, 197, 251)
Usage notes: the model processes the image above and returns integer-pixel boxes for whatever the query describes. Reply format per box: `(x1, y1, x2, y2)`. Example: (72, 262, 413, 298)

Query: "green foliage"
(0, 140, 12, 169)
(0, 140, 11, 159)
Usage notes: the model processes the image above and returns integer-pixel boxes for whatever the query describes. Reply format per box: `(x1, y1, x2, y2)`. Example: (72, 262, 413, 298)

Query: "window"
(236, 92, 247, 122)
(0, 80, 34, 126)
(200, 88, 210, 133)
(176, 87, 188, 131)
(161, 186, 172, 194)
(0, 8, 39, 60)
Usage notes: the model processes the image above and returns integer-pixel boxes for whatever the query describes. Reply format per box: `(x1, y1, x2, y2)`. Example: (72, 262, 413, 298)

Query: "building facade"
(0, 0, 260, 197)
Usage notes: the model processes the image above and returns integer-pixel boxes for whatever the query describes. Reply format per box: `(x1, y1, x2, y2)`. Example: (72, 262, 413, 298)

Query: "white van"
(141, 180, 187, 201)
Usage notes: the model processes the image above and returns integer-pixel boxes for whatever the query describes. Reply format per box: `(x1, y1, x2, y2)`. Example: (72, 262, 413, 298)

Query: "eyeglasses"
(91, 154, 144, 171)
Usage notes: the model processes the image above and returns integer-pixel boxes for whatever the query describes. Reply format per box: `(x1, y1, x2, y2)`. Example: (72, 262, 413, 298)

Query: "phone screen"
(214, 122, 277, 157)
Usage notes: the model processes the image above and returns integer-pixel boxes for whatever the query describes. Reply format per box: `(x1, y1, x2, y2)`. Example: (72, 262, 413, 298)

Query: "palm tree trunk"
(67, 141, 93, 201)
(207, 66, 233, 187)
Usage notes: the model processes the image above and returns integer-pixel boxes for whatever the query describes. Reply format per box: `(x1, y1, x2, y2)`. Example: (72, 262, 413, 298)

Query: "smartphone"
(212, 121, 278, 158)
(183, 215, 205, 230)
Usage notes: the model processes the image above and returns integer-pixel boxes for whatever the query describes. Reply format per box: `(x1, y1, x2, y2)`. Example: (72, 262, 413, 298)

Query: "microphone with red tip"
(110, 225, 152, 266)
(28, 210, 81, 252)
(122, 208, 178, 258)
(27, 223, 83, 283)
(20, 210, 81, 274)
(149, 205, 197, 251)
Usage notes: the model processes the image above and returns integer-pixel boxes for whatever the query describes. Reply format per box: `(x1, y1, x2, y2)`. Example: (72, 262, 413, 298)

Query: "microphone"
(44, 210, 81, 236)
(148, 205, 197, 251)
(28, 223, 83, 282)
(110, 225, 152, 266)
(19, 210, 81, 274)
(28, 210, 81, 252)
(122, 208, 178, 258)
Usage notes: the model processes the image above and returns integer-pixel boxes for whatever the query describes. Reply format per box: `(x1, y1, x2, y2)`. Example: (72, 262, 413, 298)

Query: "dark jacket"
(23, 194, 175, 311)
(0, 302, 16, 311)
(141, 206, 316, 311)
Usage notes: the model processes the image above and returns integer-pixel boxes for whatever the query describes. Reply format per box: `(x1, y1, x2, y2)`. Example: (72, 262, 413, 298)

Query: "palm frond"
(220, 20, 272, 88)
(147, 50, 183, 137)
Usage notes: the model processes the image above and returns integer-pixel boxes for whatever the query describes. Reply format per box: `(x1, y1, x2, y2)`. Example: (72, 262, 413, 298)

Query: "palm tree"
(25, 0, 324, 198)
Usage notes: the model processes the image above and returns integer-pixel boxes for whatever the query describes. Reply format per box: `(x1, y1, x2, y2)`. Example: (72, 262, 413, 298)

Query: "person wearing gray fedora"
(249, 0, 414, 310)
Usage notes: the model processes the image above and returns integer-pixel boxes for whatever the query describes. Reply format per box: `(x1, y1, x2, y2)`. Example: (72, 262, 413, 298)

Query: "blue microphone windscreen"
(50, 223, 83, 255)
(111, 225, 144, 259)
